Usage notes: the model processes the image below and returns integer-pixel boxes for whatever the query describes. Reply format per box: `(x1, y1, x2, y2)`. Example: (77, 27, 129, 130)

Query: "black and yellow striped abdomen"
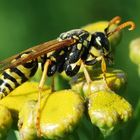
(0, 51, 38, 99)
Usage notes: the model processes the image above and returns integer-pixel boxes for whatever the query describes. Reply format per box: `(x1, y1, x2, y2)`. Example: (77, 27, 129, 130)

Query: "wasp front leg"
(101, 56, 110, 89)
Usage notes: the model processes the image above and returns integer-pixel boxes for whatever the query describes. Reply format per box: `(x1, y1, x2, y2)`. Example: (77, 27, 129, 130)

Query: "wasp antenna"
(115, 21, 136, 31)
(107, 21, 135, 37)
(125, 21, 136, 30)
(108, 16, 121, 26)
(105, 16, 121, 34)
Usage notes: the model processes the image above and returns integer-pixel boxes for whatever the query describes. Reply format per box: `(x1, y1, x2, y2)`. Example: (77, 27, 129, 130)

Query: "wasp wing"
(0, 39, 74, 73)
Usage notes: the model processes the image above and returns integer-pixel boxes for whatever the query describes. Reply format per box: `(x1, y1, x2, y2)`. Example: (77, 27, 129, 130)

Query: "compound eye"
(91, 32, 110, 51)
(102, 37, 110, 51)
(90, 35, 102, 50)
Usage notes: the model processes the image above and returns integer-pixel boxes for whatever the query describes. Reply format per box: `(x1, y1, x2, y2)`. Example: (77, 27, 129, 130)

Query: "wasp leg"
(101, 56, 110, 89)
(81, 61, 92, 84)
(36, 60, 51, 137)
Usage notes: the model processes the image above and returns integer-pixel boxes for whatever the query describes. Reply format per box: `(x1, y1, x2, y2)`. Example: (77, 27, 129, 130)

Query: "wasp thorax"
(59, 29, 90, 42)
(90, 32, 111, 57)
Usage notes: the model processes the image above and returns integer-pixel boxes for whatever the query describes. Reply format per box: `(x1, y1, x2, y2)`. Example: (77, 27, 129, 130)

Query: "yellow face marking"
(90, 47, 102, 57)
(77, 43, 82, 50)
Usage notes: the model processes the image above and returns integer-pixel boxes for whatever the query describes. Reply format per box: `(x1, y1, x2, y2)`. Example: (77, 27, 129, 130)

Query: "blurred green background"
(0, 0, 140, 140)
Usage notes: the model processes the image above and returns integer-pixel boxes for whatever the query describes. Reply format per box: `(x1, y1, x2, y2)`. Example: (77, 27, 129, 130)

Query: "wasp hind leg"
(36, 60, 51, 137)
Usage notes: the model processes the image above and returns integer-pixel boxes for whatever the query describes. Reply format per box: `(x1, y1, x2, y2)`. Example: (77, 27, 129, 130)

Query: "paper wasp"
(0, 16, 135, 135)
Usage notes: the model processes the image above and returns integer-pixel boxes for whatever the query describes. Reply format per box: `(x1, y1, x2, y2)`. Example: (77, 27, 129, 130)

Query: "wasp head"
(90, 32, 111, 58)
(89, 16, 135, 63)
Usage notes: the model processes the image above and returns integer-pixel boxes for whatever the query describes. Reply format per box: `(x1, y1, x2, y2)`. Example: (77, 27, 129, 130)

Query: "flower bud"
(0, 105, 13, 140)
(71, 69, 126, 97)
(88, 90, 133, 137)
(129, 38, 140, 65)
(40, 90, 84, 139)
(18, 100, 37, 140)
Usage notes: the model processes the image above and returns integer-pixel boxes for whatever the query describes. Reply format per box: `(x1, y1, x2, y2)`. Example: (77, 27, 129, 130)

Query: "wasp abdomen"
(0, 51, 38, 99)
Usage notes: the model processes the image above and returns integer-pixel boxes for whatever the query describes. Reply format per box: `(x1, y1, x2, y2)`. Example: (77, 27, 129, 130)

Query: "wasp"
(0, 16, 135, 135)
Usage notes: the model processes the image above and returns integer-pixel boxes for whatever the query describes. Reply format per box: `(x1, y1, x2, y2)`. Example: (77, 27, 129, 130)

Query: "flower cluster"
(0, 20, 133, 140)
